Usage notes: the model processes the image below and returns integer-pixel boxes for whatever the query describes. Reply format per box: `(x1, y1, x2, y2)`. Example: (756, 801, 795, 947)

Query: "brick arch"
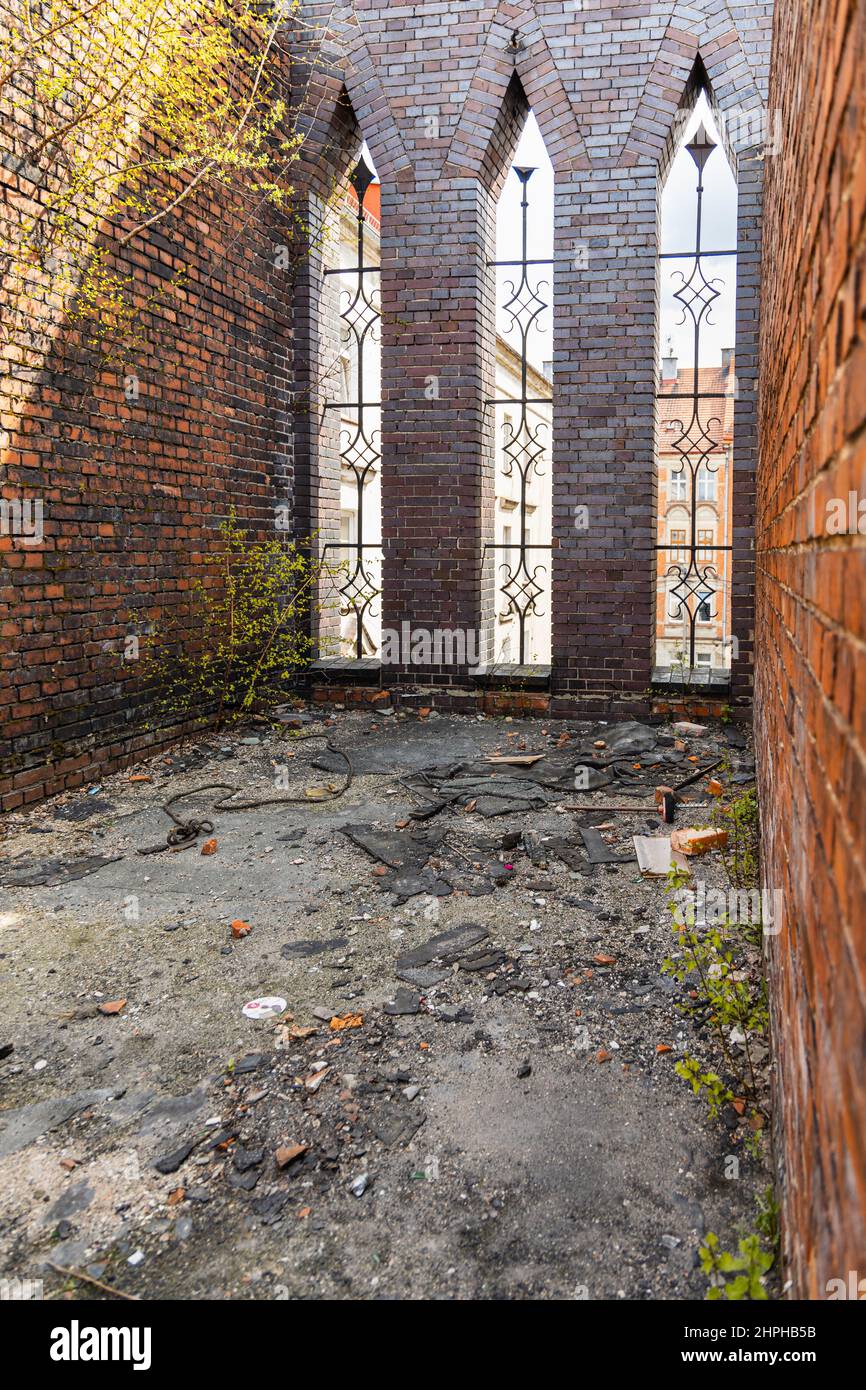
(620, 23, 701, 170)
(621, 12, 766, 176)
(444, 0, 588, 186)
(336, 12, 413, 180)
(287, 6, 362, 202)
(443, 20, 524, 182)
(698, 3, 768, 113)
(292, 86, 361, 204)
(287, 5, 410, 185)
(478, 70, 532, 201)
(506, 17, 589, 174)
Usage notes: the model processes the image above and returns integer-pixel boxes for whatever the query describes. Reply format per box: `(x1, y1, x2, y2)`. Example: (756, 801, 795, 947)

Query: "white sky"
(495, 115, 554, 371)
(659, 92, 737, 368)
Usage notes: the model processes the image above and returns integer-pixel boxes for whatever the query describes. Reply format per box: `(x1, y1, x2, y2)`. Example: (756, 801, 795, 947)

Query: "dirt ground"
(0, 707, 770, 1301)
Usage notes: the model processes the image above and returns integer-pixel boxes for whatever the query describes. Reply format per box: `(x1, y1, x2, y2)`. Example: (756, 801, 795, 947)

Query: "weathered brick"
(756, 0, 866, 1299)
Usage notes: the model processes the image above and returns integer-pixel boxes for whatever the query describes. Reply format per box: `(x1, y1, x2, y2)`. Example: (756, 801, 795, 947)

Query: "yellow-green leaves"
(136, 510, 322, 729)
(1, 2, 302, 375)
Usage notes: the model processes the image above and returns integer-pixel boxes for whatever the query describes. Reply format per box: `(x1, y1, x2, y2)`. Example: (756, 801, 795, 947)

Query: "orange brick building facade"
(655, 352, 735, 676)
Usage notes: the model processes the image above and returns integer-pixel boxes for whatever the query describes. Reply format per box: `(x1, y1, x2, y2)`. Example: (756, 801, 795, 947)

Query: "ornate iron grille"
(656, 123, 735, 673)
(322, 155, 382, 660)
(485, 165, 553, 667)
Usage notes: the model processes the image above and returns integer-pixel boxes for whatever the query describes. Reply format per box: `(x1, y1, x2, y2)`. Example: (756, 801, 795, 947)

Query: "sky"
(658, 93, 738, 369)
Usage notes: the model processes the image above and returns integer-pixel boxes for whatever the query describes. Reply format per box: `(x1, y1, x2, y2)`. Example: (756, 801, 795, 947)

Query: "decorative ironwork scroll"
(322, 155, 382, 659)
(485, 165, 553, 667)
(656, 123, 735, 671)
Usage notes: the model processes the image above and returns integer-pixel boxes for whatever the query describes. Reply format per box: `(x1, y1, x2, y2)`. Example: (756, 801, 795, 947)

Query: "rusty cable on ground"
(46, 1261, 140, 1302)
(137, 733, 353, 855)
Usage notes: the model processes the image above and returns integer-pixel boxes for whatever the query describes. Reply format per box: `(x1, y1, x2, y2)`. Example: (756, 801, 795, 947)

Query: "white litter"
(242, 995, 287, 1020)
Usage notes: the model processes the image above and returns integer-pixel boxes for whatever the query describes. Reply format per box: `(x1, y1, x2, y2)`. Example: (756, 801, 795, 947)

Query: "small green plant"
(743, 1123, 766, 1160)
(675, 1054, 733, 1118)
(755, 1183, 780, 1248)
(699, 1231, 774, 1300)
(716, 785, 760, 891)
(662, 863, 769, 1126)
(137, 512, 337, 730)
(670, 646, 697, 689)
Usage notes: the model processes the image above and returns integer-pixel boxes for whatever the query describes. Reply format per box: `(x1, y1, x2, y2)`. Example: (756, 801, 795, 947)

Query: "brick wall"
(1, 2, 774, 803)
(296, 1, 772, 705)
(756, 0, 866, 1298)
(0, 34, 303, 811)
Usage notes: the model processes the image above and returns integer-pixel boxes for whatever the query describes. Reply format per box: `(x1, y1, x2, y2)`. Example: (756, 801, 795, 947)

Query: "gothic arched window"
(655, 93, 737, 682)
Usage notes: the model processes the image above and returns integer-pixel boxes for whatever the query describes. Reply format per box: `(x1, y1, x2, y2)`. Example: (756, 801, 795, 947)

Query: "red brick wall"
(756, 0, 866, 1297)
(0, 43, 302, 811)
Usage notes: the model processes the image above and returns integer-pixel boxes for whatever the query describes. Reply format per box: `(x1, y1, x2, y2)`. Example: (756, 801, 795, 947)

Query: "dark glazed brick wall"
(756, 0, 866, 1298)
(295, 2, 771, 704)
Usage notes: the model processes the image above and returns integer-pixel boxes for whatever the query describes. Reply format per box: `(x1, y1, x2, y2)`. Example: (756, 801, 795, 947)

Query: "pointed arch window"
(655, 96, 737, 680)
(486, 113, 553, 669)
(322, 151, 382, 661)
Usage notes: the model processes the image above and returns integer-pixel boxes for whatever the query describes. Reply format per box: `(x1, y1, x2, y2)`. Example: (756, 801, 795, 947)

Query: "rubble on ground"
(0, 706, 766, 1300)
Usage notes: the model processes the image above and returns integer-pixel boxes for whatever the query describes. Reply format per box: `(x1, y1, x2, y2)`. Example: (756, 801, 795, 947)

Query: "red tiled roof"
(658, 362, 735, 451)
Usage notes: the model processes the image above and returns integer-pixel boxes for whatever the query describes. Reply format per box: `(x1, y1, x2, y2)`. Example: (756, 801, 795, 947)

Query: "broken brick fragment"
(670, 826, 729, 856)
